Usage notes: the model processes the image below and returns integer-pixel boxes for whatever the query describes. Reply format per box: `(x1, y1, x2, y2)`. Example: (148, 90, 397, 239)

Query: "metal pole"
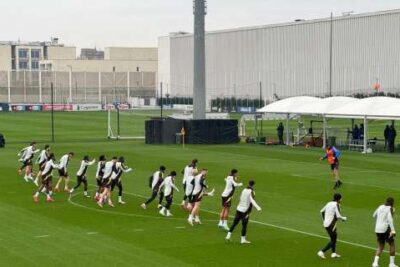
(363, 116, 368, 153)
(98, 72, 102, 103)
(193, 0, 207, 119)
(329, 12, 333, 97)
(160, 82, 163, 119)
(259, 81, 262, 108)
(323, 116, 327, 149)
(113, 66, 116, 102)
(51, 82, 55, 143)
(39, 70, 42, 103)
(117, 107, 120, 140)
(7, 70, 11, 103)
(286, 113, 290, 145)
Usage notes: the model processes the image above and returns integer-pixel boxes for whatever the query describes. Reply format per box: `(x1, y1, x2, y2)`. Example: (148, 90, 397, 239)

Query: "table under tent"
(257, 96, 400, 153)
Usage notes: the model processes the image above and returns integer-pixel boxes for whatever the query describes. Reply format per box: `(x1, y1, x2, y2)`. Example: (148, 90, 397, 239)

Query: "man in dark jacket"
(277, 122, 284, 145)
(388, 125, 397, 153)
(384, 125, 390, 150)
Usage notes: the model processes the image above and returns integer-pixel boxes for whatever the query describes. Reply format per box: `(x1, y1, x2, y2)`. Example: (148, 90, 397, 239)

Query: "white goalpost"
(107, 109, 145, 140)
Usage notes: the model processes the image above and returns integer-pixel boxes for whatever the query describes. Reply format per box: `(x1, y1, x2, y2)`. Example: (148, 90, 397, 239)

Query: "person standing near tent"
(277, 122, 284, 145)
(388, 125, 397, 153)
(384, 125, 390, 150)
(320, 145, 342, 189)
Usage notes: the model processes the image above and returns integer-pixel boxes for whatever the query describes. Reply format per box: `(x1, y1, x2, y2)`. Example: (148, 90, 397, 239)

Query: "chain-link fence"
(0, 70, 156, 104)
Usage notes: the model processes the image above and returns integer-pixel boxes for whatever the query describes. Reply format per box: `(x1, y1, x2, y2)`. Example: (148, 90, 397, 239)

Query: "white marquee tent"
(257, 96, 400, 152)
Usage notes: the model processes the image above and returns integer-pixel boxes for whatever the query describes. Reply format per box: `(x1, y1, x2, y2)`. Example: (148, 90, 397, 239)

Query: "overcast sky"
(0, 0, 398, 49)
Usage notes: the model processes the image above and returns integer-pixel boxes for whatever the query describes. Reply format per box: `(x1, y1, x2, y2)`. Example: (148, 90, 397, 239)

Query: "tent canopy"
(258, 96, 400, 120)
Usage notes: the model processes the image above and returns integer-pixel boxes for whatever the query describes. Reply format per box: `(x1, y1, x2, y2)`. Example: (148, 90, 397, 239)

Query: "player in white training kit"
(97, 157, 118, 208)
(219, 169, 243, 230)
(69, 155, 96, 198)
(317, 193, 347, 260)
(95, 155, 106, 200)
(55, 152, 74, 192)
(110, 156, 132, 204)
(141, 166, 166, 209)
(183, 168, 198, 211)
(159, 171, 179, 217)
(226, 180, 261, 244)
(18, 142, 39, 183)
(181, 159, 198, 207)
(372, 197, 397, 267)
(187, 169, 215, 226)
(33, 153, 58, 203)
(34, 145, 51, 186)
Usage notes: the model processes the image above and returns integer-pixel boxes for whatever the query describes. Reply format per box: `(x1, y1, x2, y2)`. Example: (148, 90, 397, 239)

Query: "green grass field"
(0, 111, 400, 267)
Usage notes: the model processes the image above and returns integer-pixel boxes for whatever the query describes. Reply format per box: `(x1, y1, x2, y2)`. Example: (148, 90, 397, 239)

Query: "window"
(18, 49, 28, 58)
(19, 61, 28, 69)
(31, 49, 41, 58)
(31, 61, 39, 69)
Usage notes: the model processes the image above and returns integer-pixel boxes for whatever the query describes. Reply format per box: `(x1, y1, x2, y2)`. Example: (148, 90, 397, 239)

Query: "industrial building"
(158, 9, 400, 104)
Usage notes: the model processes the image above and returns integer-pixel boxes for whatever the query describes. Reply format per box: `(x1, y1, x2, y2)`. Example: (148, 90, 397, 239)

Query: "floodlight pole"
(160, 82, 163, 119)
(193, 0, 207, 119)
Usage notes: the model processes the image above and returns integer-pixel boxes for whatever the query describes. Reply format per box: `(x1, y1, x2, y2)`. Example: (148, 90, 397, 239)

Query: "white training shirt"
(21, 145, 37, 161)
(221, 176, 242, 197)
(37, 150, 48, 164)
(320, 201, 345, 228)
(192, 174, 207, 196)
(76, 159, 95, 176)
(111, 162, 132, 180)
(96, 161, 105, 177)
(151, 171, 163, 189)
(42, 159, 59, 176)
(373, 205, 395, 233)
(102, 161, 115, 179)
(236, 188, 261, 213)
(183, 165, 194, 185)
(160, 176, 179, 196)
(58, 154, 70, 170)
(185, 175, 196, 196)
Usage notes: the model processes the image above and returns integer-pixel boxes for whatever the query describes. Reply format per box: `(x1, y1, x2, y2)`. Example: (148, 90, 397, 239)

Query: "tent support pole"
(323, 116, 327, 149)
(286, 113, 290, 145)
(363, 116, 368, 153)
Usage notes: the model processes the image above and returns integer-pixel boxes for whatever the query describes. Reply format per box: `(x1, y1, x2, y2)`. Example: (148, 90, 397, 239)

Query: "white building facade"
(158, 9, 400, 103)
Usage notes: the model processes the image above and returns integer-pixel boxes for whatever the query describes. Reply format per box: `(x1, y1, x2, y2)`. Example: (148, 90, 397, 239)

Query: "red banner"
(42, 104, 73, 111)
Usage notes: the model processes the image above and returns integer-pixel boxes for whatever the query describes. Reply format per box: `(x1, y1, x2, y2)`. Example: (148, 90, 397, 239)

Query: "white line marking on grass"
(175, 226, 185, 229)
(133, 229, 144, 232)
(35, 235, 50, 238)
(86, 232, 98, 235)
(70, 185, 396, 255)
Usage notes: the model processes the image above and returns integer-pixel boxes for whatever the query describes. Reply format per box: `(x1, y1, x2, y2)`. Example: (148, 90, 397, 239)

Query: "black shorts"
(58, 168, 68, 177)
(77, 175, 87, 183)
(96, 177, 102, 186)
(191, 192, 203, 203)
(21, 159, 32, 169)
(377, 229, 395, 245)
(41, 174, 52, 185)
(330, 160, 339, 170)
(234, 210, 250, 221)
(221, 196, 232, 208)
(101, 176, 112, 188)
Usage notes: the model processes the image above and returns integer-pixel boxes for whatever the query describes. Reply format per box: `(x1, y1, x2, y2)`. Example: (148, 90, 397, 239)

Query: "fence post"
(98, 72, 102, 103)
(39, 70, 42, 103)
(127, 71, 130, 101)
(69, 69, 72, 103)
(7, 70, 11, 103)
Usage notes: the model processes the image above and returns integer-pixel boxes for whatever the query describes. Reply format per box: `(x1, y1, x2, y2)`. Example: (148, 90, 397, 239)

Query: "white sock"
(188, 214, 193, 221)
(95, 192, 99, 197)
(34, 192, 39, 197)
(223, 220, 227, 226)
(46, 193, 51, 199)
(41, 187, 46, 193)
(84, 191, 88, 196)
(118, 196, 122, 202)
(70, 188, 74, 193)
(373, 256, 379, 265)
(226, 232, 231, 239)
(390, 256, 395, 264)
(28, 175, 33, 181)
(49, 191, 53, 196)
(218, 220, 223, 225)
(181, 200, 185, 205)
(241, 236, 246, 242)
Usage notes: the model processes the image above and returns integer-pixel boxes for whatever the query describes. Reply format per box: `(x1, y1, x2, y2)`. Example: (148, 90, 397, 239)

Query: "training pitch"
(0, 111, 399, 267)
